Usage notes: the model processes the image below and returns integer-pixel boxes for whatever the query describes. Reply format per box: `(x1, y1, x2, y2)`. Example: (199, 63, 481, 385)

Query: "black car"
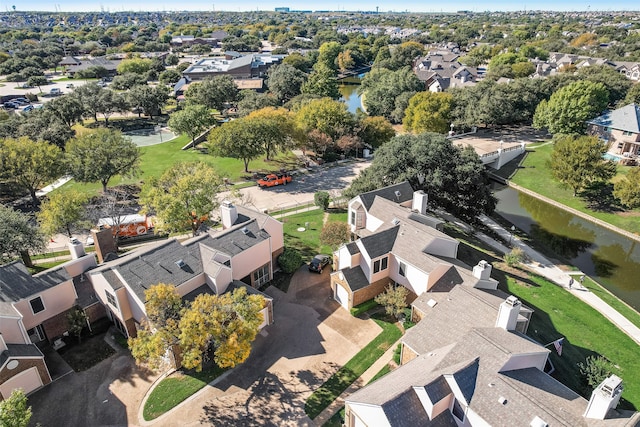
(309, 254, 331, 273)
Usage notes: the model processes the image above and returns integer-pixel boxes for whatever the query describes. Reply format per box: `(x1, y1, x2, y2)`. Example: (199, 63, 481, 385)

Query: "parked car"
(309, 254, 331, 273)
(257, 173, 292, 188)
(66, 83, 75, 89)
(2, 102, 18, 109)
(49, 88, 61, 96)
(13, 97, 30, 105)
(21, 105, 35, 113)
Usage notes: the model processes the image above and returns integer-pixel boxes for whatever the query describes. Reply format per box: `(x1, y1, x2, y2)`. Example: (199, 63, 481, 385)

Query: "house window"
(350, 211, 356, 225)
(253, 264, 270, 287)
(452, 399, 465, 421)
(105, 290, 117, 308)
(29, 296, 45, 314)
(399, 262, 407, 277)
(373, 257, 388, 274)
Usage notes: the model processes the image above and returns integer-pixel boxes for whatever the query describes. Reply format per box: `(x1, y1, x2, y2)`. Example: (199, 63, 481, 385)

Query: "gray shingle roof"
(0, 261, 69, 304)
(424, 376, 451, 402)
(358, 181, 414, 211)
(346, 242, 360, 255)
(0, 343, 44, 368)
(186, 219, 269, 257)
(341, 266, 369, 292)
(451, 358, 479, 404)
(382, 389, 432, 426)
(359, 226, 399, 259)
(588, 103, 640, 133)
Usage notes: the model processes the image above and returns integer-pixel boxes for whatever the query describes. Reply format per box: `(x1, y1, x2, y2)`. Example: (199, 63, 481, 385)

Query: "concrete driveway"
(27, 267, 381, 426)
(149, 266, 381, 426)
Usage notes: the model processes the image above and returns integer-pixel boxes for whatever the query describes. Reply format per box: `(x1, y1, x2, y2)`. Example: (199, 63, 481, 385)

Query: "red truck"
(257, 173, 292, 188)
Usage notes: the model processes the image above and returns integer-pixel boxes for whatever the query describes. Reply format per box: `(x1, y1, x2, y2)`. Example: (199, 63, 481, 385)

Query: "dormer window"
(29, 296, 45, 314)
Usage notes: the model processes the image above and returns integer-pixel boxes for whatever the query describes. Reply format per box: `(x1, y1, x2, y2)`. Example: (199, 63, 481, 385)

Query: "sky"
(2, 0, 640, 13)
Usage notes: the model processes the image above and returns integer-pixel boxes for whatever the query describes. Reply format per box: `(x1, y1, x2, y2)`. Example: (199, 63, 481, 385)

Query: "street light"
(509, 225, 516, 245)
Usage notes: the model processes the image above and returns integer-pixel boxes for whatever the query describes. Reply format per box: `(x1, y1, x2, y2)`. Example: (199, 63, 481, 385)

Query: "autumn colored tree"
(295, 97, 354, 141)
(374, 285, 408, 319)
(37, 190, 89, 238)
(357, 116, 395, 149)
(320, 221, 351, 250)
(179, 287, 265, 370)
(140, 162, 222, 236)
(245, 107, 303, 160)
(403, 92, 452, 134)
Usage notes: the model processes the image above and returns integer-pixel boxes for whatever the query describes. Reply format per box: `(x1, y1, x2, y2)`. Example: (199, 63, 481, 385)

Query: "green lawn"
(143, 365, 226, 421)
(580, 276, 640, 330)
(453, 228, 640, 410)
(282, 210, 346, 259)
(59, 132, 301, 196)
(510, 144, 640, 234)
(304, 317, 403, 419)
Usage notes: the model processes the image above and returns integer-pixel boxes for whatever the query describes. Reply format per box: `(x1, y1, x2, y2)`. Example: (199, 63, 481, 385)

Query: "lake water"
(493, 184, 640, 311)
(339, 83, 364, 115)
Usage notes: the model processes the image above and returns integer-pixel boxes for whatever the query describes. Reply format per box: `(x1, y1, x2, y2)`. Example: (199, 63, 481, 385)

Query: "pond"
(339, 80, 364, 115)
(493, 184, 640, 311)
(123, 127, 177, 147)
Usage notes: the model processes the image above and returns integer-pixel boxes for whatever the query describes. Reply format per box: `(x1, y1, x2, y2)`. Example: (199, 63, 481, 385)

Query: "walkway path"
(478, 214, 640, 346)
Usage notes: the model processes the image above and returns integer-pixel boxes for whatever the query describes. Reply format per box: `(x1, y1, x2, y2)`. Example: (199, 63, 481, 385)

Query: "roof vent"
(394, 190, 402, 199)
(241, 226, 249, 235)
(530, 416, 548, 427)
(392, 218, 401, 226)
(498, 396, 507, 405)
(175, 259, 186, 268)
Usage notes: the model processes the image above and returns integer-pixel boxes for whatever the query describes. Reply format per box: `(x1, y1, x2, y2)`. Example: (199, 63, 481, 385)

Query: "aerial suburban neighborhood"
(1, 6, 640, 427)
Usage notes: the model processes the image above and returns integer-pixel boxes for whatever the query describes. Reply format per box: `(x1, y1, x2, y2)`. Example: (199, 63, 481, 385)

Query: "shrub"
(314, 191, 330, 211)
(375, 285, 408, 319)
(579, 355, 615, 391)
(504, 247, 525, 266)
(278, 247, 302, 273)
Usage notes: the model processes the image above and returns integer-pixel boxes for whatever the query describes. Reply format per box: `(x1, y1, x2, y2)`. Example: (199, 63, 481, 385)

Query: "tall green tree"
(0, 137, 65, 205)
(207, 118, 266, 172)
(359, 67, 423, 123)
(37, 190, 88, 238)
(0, 204, 46, 267)
(127, 84, 169, 119)
(185, 75, 239, 111)
(301, 63, 339, 99)
(0, 389, 32, 427)
(533, 80, 609, 135)
(549, 135, 616, 196)
(346, 133, 495, 223)
(95, 89, 129, 125)
(116, 57, 153, 75)
(167, 104, 215, 148)
(46, 95, 84, 128)
(403, 91, 452, 134)
(295, 98, 354, 141)
(236, 91, 280, 117)
(624, 85, 640, 105)
(140, 162, 221, 236)
(65, 128, 141, 193)
(357, 116, 395, 149)
(614, 166, 640, 209)
(67, 305, 88, 344)
(246, 107, 302, 160)
(71, 82, 103, 122)
(267, 63, 306, 102)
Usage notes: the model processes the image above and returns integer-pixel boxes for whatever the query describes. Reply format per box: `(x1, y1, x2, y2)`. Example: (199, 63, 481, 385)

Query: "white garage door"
(335, 285, 350, 310)
(0, 366, 43, 398)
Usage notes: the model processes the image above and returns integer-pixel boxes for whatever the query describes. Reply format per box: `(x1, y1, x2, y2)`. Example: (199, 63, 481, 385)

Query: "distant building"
(274, 7, 290, 12)
(182, 53, 285, 81)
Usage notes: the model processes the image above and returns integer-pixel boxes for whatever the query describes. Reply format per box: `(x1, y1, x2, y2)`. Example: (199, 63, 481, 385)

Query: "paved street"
(0, 75, 95, 102)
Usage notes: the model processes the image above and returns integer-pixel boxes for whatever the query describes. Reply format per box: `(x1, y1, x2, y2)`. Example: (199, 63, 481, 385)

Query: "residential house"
(331, 182, 499, 310)
(182, 53, 285, 81)
(88, 202, 280, 338)
(587, 103, 640, 158)
(1, 203, 282, 398)
(345, 282, 639, 426)
(62, 57, 122, 77)
(414, 52, 478, 92)
(0, 245, 100, 399)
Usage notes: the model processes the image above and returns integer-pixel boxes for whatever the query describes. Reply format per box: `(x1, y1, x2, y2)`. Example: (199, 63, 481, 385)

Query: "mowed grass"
(143, 365, 226, 421)
(510, 144, 640, 234)
(454, 230, 640, 410)
(59, 132, 301, 196)
(283, 209, 346, 259)
(304, 317, 402, 419)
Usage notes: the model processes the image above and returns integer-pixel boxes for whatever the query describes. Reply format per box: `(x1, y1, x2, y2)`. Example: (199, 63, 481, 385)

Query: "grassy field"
(508, 144, 640, 234)
(453, 227, 640, 410)
(143, 365, 226, 421)
(282, 209, 347, 259)
(304, 316, 403, 419)
(59, 131, 301, 196)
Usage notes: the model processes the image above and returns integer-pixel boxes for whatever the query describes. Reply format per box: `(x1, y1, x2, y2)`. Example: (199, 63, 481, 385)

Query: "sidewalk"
(313, 336, 403, 426)
(478, 214, 640, 346)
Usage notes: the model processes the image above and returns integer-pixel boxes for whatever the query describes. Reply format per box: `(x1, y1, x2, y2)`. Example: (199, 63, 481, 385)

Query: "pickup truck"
(257, 173, 292, 188)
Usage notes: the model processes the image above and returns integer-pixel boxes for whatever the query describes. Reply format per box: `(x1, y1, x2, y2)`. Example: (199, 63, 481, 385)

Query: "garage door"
(335, 285, 350, 310)
(0, 366, 43, 398)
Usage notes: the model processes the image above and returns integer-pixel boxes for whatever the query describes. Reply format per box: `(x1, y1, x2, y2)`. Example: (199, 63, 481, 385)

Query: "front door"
(27, 325, 46, 343)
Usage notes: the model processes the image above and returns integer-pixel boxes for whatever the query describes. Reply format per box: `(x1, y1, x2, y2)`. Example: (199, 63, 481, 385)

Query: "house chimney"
(412, 190, 428, 215)
(220, 200, 238, 229)
(584, 375, 624, 420)
(473, 260, 492, 280)
(496, 295, 521, 331)
(68, 237, 86, 260)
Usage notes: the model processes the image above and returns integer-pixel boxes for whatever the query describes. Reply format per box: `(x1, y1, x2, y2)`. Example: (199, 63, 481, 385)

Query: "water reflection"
(338, 83, 364, 115)
(494, 184, 640, 310)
